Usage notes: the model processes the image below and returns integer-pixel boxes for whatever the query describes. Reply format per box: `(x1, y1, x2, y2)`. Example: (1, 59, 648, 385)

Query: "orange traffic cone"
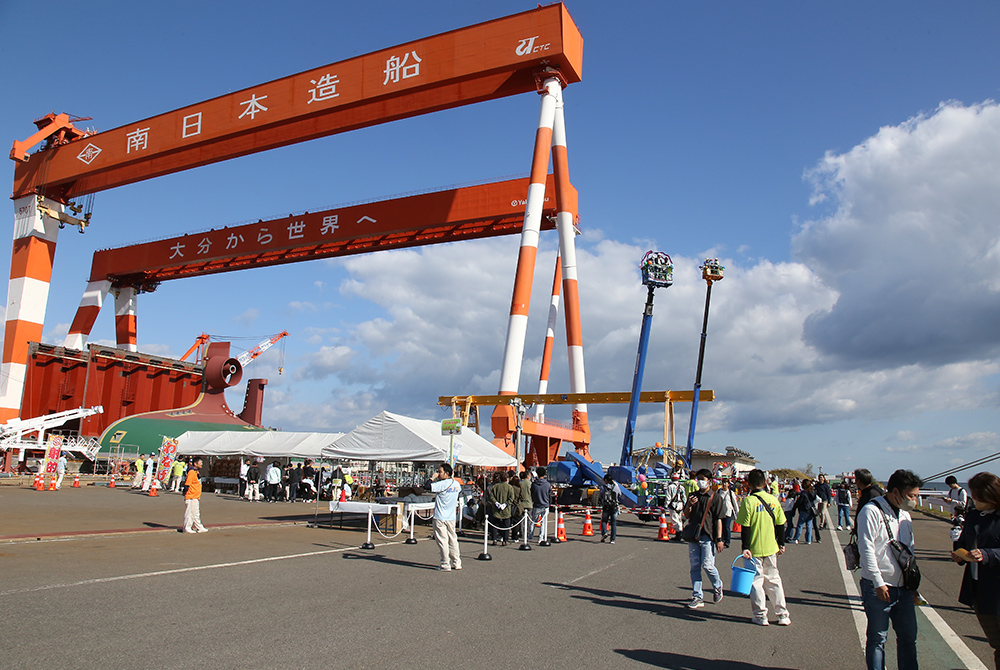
(339, 488, 347, 502)
(148, 479, 159, 497)
(657, 514, 671, 541)
(109, 474, 116, 488)
(732, 522, 742, 533)
(48, 476, 57, 491)
(72, 474, 81, 488)
(555, 512, 567, 542)
(582, 509, 594, 536)
(34, 474, 43, 490)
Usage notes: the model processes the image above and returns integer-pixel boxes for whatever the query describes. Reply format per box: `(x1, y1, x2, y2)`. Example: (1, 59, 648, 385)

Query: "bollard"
(477, 518, 492, 561)
(361, 508, 375, 549)
(405, 505, 418, 544)
(538, 509, 551, 547)
(518, 513, 532, 551)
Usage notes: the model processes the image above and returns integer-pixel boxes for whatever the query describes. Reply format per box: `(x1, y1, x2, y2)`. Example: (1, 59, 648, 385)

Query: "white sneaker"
(752, 615, 769, 626)
(196, 527, 209, 533)
(183, 529, 196, 534)
(837, 525, 843, 530)
(776, 614, 791, 626)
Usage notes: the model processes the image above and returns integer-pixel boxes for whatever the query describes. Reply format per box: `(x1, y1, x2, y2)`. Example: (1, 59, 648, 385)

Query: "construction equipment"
(237, 331, 289, 369)
(0, 406, 104, 471)
(683, 259, 725, 467)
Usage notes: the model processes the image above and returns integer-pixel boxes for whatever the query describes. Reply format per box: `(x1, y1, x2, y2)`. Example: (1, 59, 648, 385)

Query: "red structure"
(20, 342, 204, 438)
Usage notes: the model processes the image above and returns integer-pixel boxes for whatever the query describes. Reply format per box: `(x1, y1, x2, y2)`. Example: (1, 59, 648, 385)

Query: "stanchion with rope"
(518, 513, 532, 551)
(477, 517, 493, 561)
(538, 507, 551, 547)
(404, 505, 418, 545)
(363, 505, 411, 549)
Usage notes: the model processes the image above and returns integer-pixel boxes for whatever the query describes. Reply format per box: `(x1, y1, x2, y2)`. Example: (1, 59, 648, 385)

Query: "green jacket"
(519, 479, 533, 513)
(490, 482, 516, 519)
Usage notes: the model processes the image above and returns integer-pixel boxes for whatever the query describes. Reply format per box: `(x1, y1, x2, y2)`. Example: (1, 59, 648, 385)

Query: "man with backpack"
(600, 473, 622, 544)
(836, 481, 853, 530)
(736, 469, 791, 626)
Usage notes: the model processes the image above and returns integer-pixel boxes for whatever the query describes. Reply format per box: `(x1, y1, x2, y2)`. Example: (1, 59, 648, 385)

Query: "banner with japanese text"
(157, 437, 178, 482)
(40, 436, 63, 476)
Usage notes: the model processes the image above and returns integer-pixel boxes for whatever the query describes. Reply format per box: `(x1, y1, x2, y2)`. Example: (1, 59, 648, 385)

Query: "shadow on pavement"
(548, 582, 751, 624)
(616, 649, 796, 669)
(340, 551, 436, 570)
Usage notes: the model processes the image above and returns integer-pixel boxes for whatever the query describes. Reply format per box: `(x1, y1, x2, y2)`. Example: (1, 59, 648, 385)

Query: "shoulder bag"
(681, 491, 715, 543)
(876, 502, 921, 591)
(752, 492, 785, 547)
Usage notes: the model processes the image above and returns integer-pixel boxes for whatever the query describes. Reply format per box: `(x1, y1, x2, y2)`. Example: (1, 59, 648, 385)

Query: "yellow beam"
(437, 390, 714, 406)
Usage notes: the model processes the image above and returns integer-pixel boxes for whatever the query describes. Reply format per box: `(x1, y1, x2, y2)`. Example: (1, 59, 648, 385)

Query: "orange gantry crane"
(4, 4, 589, 468)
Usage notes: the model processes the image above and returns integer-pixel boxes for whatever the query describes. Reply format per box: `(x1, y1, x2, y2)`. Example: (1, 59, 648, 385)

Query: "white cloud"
(796, 101, 1000, 370)
(233, 308, 259, 328)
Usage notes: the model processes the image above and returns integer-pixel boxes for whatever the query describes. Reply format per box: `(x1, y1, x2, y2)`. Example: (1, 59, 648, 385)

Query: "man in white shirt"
(239, 458, 250, 499)
(945, 475, 969, 518)
(427, 463, 462, 571)
(55, 453, 68, 489)
(857, 468, 922, 670)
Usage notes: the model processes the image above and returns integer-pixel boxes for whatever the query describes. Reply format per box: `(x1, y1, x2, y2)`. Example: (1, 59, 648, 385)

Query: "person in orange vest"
(182, 457, 208, 533)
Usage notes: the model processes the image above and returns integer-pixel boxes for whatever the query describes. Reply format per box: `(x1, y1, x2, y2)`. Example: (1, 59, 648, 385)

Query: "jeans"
(793, 515, 814, 543)
(838, 504, 852, 528)
(860, 578, 917, 670)
(688, 534, 722, 600)
(601, 509, 617, 541)
(528, 507, 546, 541)
(722, 516, 733, 547)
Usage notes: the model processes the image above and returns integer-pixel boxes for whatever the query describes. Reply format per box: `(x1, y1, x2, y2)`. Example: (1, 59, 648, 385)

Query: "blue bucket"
(730, 556, 756, 596)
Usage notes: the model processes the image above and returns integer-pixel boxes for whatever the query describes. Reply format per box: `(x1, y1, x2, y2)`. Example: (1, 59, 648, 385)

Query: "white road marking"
(0, 542, 401, 597)
(829, 527, 868, 649)
(558, 551, 639, 586)
(921, 603, 989, 670)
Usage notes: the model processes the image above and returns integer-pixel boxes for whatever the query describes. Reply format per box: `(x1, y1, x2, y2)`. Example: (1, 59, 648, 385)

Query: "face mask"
(697, 479, 709, 490)
(900, 498, 917, 511)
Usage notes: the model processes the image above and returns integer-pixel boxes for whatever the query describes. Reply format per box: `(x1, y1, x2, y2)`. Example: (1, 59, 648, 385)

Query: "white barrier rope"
(367, 508, 410, 540)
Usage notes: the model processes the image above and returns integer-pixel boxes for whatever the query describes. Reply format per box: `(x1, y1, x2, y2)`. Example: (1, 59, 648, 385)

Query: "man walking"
(131, 453, 145, 489)
(814, 473, 831, 533)
(682, 468, 726, 609)
(182, 456, 209, 533)
(428, 462, 462, 571)
(600, 473, 623, 544)
(857, 468, 922, 670)
(528, 466, 551, 543)
(736, 469, 791, 626)
(238, 457, 249, 499)
(55, 452, 68, 489)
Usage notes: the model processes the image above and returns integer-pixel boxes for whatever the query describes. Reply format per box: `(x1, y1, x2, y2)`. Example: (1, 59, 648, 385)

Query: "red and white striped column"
(497, 76, 562, 396)
(0, 196, 61, 423)
(534, 257, 562, 423)
(550, 84, 589, 436)
(114, 287, 138, 352)
(64, 280, 112, 351)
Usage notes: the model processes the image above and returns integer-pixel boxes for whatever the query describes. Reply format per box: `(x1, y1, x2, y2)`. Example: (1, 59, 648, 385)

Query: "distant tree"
(802, 463, 815, 477)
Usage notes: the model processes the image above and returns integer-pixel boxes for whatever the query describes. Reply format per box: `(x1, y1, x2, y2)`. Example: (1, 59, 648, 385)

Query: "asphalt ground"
(0, 484, 992, 670)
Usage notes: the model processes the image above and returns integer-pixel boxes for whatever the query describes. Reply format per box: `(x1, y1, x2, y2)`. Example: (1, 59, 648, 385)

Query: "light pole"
(684, 258, 724, 469)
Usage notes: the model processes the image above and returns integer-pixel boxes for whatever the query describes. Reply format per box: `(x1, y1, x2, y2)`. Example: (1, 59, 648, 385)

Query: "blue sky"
(2, 1, 999, 480)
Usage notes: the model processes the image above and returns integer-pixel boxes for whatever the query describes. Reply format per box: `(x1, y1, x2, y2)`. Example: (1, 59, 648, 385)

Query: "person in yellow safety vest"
(683, 474, 699, 496)
(131, 454, 145, 489)
(169, 458, 186, 493)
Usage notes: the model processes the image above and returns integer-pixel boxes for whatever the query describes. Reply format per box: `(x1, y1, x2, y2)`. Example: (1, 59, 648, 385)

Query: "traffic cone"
(148, 479, 159, 497)
(109, 474, 116, 488)
(34, 474, 43, 490)
(555, 512, 567, 542)
(657, 514, 671, 541)
(733, 522, 742, 533)
(339, 488, 347, 502)
(48, 476, 57, 491)
(72, 474, 81, 488)
(582, 509, 594, 536)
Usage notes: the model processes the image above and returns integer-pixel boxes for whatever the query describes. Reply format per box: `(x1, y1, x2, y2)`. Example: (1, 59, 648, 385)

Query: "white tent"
(175, 430, 343, 459)
(322, 410, 517, 468)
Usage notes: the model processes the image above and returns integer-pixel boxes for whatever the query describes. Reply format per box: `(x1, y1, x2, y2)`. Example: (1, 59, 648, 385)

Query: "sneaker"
(686, 597, 704, 609)
(183, 529, 196, 534)
(601, 537, 606, 543)
(776, 614, 791, 626)
(436, 566, 451, 571)
(751, 615, 769, 626)
(713, 587, 724, 603)
(196, 527, 209, 533)
(610, 540, 616, 544)
(452, 565, 462, 571)
(836, 526, 843, 531)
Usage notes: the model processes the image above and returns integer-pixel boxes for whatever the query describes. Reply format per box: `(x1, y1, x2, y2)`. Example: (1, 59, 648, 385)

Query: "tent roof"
(175, 430, 342, 459)
(322, 410, 517, 468)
